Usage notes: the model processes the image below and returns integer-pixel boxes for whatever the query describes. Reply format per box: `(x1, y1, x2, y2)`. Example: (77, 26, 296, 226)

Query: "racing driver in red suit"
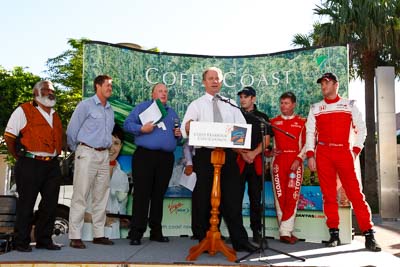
(270, 92, 306, 244)
(305, 72, 381, 252)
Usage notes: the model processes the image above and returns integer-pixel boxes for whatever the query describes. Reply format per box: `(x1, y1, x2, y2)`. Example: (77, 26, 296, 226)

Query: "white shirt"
(181, 92, 246, 139)
(5, 105, 57, 156)
(107, 162, 130, 215)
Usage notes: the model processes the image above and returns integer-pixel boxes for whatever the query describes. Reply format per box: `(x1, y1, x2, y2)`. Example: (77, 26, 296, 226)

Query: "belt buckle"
(330, 143, 343, 147)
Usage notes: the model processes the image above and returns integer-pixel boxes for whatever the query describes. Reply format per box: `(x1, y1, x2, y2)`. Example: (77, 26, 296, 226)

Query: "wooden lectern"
(186, 148, 237, 262)
(186, 121, 251, 262)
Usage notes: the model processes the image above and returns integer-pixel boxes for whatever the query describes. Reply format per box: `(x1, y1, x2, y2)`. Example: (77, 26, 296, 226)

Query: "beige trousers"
(68, 145, 110, 239)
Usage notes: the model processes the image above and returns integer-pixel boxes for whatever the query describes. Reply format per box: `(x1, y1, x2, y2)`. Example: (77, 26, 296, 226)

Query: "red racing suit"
(270, 114, 306, 236)
(305, 95, 373, 232)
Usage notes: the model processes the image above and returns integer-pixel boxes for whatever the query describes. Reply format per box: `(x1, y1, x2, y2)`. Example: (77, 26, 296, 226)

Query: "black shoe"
(364, 229, 381, 252)
(234, 241, 258, 252)
(130, 238, 141, 245)
(326, 228, 341, 247)
(15, 244, 32, 252)
(36, 243, 62, 250)
(149, 235, 169, 242)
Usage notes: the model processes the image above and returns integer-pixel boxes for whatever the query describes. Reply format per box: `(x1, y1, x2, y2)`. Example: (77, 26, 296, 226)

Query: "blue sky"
(1, 0, 398, 113)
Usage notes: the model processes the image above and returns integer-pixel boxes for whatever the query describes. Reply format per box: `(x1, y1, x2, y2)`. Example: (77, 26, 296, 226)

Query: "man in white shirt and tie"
(181, 67, 257, 252)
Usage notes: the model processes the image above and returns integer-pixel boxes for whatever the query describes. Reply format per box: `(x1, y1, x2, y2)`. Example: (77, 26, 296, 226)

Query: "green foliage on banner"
(83, 42, 349, 156)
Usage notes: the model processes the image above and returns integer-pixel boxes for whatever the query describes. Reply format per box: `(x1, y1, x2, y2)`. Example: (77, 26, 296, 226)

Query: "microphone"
(173, 118, 180, 138)
(215, 94, 223, 100)
(174, 118, 179, 129)
(215, 94, 230, 104)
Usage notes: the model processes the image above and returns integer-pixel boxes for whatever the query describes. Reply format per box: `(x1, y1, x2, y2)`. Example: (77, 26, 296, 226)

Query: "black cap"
(237, 86, 256, 96)
(317, 72, 338, 83)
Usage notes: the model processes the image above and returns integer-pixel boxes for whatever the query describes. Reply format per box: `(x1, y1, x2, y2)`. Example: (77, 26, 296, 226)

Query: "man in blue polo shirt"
(124, 83, 181, 245)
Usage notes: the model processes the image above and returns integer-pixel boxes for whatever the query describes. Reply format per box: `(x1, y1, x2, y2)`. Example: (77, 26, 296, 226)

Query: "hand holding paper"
(139, 99, 168, 125)
(179, 169, 197, 192)
(141, 121, 155, 133)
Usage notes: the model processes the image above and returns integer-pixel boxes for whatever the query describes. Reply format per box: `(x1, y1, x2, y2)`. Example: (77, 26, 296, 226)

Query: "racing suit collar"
(324, 95, 340, 104)
(280, 114, 295, 120)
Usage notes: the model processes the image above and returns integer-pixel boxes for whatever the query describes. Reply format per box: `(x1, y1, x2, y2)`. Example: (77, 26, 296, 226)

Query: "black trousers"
(240, 163, 262, 233)
(14, 157, 61, 247)
(130, 147, 174, 239)
(192, 148, 248, 247)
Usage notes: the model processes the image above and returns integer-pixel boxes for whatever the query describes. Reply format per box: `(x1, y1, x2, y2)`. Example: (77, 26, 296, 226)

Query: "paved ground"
(359, 218, 400, 257)
(0, 217, 398, 267)
(0, 220, 398, 267)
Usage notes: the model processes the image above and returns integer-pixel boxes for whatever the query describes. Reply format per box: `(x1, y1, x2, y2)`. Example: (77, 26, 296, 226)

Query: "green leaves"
(45, 38, 89, 129)
(0, 66, 41, 153)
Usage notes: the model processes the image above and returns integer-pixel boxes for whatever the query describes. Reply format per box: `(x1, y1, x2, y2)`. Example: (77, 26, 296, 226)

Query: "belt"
(282, 149, 298, 153)
(79, 142, 108, 151)
(25, 152, 56, 161)
(318, 141, 348, 147)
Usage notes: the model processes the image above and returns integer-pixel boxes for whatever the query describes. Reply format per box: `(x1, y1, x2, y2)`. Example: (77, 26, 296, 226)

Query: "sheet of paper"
(156, 121, 166, 130)
(179, 170, 197, 191)
(139, 100, 162, 125)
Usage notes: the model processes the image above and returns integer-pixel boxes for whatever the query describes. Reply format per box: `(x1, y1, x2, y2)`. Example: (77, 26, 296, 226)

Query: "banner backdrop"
(83, 41, 350, 212)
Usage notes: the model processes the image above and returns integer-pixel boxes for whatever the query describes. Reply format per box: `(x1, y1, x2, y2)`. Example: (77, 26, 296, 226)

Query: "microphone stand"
(215, 95, 305, 264)
(215, 95, 296, 140)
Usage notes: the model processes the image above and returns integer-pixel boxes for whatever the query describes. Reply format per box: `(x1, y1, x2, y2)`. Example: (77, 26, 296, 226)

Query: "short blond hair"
(202, 67, 223, 81)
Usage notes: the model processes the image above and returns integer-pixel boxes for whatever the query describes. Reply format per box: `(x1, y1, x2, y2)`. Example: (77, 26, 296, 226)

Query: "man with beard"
(4, 80, 63, 252)
(67, 75, 115, 249)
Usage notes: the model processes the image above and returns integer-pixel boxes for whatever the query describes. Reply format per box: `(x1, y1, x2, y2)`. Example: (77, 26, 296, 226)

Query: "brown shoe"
(93, 237, 114, 245)
(70, 239, 86, 249)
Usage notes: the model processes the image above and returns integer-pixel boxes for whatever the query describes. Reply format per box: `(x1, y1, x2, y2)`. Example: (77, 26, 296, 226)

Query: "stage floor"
(0, 232, 399, 267)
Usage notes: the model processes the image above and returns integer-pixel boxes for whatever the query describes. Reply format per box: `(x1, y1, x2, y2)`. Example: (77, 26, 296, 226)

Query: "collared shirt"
(5, 104, 57, 157)
(180, 92, 246, 139)
(123, 100, 180, 152)
(67, 95, 115, 151)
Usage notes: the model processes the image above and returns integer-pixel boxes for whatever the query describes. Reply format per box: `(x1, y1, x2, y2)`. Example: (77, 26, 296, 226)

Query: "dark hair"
(280, 91, 297, 103)
(112, 124, 124, 141)
(93, 75, 112, 92)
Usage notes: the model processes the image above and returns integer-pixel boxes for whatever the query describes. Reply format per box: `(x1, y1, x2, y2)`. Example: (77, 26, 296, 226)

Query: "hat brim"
(237, 91, 255, 96)
(317, 77, 335, 83)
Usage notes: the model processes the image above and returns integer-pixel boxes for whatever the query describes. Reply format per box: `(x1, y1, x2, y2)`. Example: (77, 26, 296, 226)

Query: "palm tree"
(292, 0, 400, 212)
